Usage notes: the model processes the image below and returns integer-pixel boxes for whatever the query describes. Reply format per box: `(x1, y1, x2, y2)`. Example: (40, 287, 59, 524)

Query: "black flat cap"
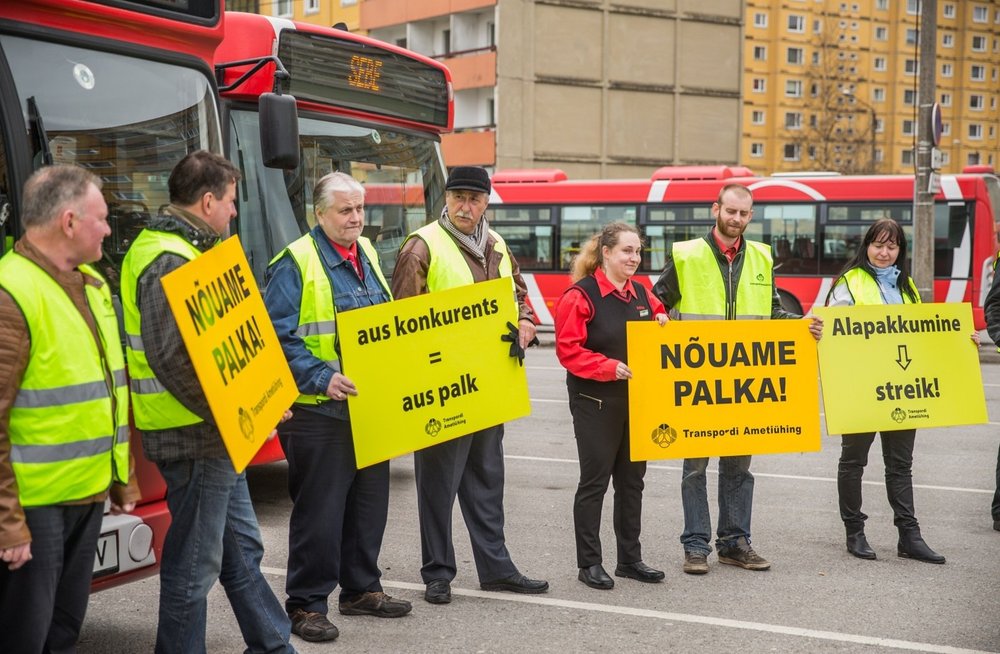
(445, 166, 491, 195)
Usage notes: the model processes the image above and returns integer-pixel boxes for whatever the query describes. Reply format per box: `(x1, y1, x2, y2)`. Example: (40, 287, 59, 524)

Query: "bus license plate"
(93, 531, 120, 578)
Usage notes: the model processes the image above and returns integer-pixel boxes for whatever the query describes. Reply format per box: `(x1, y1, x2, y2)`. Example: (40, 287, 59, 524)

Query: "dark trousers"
(838, 430, 918, 530)
(278, 409, 389, 614)
(569, 391, 645, 568)
(414, 424, 517, 584)
(0, 502, 103, 654)
(993, 443, 1000, 521)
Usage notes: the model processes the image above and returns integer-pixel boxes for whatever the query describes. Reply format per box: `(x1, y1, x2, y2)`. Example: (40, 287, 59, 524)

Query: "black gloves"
(500, 321, 538, 366)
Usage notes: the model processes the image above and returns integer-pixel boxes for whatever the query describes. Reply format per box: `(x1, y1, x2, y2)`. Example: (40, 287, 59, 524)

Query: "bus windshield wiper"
(27, 96, 53, 165)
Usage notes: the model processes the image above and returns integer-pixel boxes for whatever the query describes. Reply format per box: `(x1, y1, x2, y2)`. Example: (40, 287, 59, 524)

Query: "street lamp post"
(843, 89, 878, 173)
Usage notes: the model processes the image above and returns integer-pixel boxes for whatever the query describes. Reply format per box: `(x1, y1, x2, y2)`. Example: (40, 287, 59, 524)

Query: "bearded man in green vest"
(392, 166, 549, 605)
(120, 151, 295, 654)
(652, 183, 823, 576)
(0, 165, 138, 652)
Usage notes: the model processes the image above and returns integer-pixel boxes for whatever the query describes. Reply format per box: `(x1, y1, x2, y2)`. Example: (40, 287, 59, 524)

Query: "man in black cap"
(392, 166, 549, 604)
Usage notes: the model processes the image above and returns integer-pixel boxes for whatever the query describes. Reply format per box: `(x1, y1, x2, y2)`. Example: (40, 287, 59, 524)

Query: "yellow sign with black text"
(627, 320, 821, 460)
(337, 277, 530, 468)
(161, 236, 298, 473)
(814, 302, 986, 434)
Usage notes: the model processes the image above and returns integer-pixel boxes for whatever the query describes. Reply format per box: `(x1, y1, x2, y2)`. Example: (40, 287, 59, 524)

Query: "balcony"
(442, 129, 495, 167)
(360, 0, 497, 31)
(442, 48, 496, 90)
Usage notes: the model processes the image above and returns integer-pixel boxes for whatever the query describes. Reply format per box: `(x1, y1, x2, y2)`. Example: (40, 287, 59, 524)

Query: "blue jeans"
(680, 456, 754, 554)
(155, 458, 294, 654)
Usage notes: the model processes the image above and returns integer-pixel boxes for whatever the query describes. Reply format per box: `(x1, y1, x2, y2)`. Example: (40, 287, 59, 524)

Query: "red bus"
(487, 166, 1000, 329)
(215, 12, 453, 463)
(0, 0, 228, 589)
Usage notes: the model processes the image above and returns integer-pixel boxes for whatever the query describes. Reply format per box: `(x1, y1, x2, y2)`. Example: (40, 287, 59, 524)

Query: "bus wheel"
(778, 289, 803, 315)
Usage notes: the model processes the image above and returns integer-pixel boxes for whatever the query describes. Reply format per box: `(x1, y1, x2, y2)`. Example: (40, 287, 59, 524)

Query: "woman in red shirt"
(555, 222, 668, 590)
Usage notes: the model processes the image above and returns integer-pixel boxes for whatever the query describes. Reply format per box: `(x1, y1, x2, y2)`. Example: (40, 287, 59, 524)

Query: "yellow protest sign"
(627, 320, 821, 460)
(814, 302, 986, 434)
(337, 277, 530, 468)
(161, 236, 298, 473)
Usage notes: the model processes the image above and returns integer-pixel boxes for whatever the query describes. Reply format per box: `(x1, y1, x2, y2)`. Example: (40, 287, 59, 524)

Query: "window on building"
(969, 153, 981, 166)
(395, 37, 407, 48)
(812, 51, 820, 64)
(941, 151, 949, 165)
(941, 92, 952, 106)
(810, 82, 819, 97)
(876, 0, 888, 8)
(970, 94, 985, 110)
(942, 33, 954, 48)
(873, 87, 886, 102)
(750, 143, 764, 157)
(904, 59, 918, 75)
(784, 144, 801, 161)
(969, 124, 983, 139)
(754, 45, 767, 60)
(754, 12, 768, 27)
(788, 15, 805, 32)
(341, 0, 358, 4)
(942, 122, 951, 135)
(875, 26, 888, 41)
(905, 28, 918, 45)
(972, 64, 986, 81)
(751, 110, 765, 125)
(752, 78, 766, 92)
(973, 6, 988, 22)
(488, 21, 495, 46)
(305, 0, 319, 13)
(943, 3, 955, 17)
(875, 118, 884, 133)
(902, 150, 914, 166)
(874, 57, 887, 71)
(906, 0, 921, 14)
(902, 120, 915, 135)
(785, 112, 803, 129)
(276, 0, 292, 16)
(972, 36, 987, 51)
(787, 47, 804, 64)
(442, 29, 451, 56)
(786, 80, 803, 97)
(903, 89, 916, 105)
(814, 19, 822, 33)
(941, 63, 953, 77)
(809, 114, 817, 127)
(875, 148, 884, 163)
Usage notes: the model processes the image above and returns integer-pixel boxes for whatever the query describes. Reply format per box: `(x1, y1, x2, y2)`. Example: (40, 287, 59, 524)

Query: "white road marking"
(257, 569, 991, 654)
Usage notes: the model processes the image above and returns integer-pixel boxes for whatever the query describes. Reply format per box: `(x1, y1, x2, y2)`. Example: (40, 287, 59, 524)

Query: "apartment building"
(744, 0, 1000, 175)
(359, 0, 744, 178)
(232, 0, 362, 31)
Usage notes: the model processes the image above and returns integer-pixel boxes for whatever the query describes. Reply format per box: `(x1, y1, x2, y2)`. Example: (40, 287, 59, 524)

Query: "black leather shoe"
(993, 519, 1000, 532)
(615, 561, 665, 583)
(846, 531, 876, 560)
(480, 572, 549, 594)
(578, 564, 614, 590)
(897, 531, 945, 564)
(424, 579, 452, 604)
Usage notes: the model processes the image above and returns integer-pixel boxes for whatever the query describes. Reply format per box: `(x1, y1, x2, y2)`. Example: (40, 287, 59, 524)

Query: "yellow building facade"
(743, 0, 1000, 175)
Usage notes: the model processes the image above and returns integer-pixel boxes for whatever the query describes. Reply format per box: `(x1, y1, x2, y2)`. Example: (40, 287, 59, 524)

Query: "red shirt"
(554, 267, 666, 381)
(330, 239, 363, 279)
(712, 227, 741, 263)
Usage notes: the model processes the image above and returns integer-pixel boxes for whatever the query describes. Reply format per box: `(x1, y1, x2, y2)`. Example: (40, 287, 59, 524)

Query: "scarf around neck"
(438, 205, 489, 263)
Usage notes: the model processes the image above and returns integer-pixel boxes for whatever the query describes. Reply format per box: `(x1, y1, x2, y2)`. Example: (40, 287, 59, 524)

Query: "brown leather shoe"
(289, 608, 339, 642)
(339, 591, 413, 618)
(683, 552, 709, 575)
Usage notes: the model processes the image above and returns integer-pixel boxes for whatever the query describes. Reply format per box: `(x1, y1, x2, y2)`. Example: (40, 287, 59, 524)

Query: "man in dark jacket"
(981, 259, 1000, 532)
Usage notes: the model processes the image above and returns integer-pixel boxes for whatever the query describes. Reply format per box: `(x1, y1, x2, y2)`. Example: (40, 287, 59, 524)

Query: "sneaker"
(717, 541, 771, 571)
(339, 591, 413, 618)
(289, 608, 339, 642)
(683, 552, 709, 575)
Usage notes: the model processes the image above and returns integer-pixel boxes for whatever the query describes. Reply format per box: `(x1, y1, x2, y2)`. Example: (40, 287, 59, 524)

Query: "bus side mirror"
(259, 92, 299, 169)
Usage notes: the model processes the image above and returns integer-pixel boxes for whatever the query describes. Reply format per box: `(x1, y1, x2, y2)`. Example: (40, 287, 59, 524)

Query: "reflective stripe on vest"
(0, 254, 130, 506)
(672, 238, 773, 320)
(272, 234, 391, 405)
(120, 230, 204, 429)
(840, 268, 920, 306)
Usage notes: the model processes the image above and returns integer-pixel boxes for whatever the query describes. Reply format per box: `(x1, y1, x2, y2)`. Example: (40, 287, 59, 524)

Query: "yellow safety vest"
(0, 253, 129, 506)
(839, 267, 920, 306)
(271, 234, 390, 405)
(406, 222, 513, 291)
(672, 238, 774, 320)
(120, 230, 204, 430)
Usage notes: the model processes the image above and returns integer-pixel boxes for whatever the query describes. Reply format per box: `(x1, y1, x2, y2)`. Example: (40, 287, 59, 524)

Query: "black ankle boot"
(846, 526, 876, 560)
(897, 529, 945, 564)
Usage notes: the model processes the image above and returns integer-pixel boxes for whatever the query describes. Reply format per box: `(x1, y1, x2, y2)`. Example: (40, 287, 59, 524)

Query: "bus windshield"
(229, 109, 447, 282)
(1, 35, 222, 285)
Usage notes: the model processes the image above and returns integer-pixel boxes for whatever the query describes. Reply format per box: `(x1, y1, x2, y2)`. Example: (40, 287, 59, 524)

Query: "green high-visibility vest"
(0, 253, 129, 506)
(406, 222, 513, 291)
(840, 267, 920, 306)
(672, 238, 774, 320)
(271, 234, 391, 405)
(120, 230, 204, 430)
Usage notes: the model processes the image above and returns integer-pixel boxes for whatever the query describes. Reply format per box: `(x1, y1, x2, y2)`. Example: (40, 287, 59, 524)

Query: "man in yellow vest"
(392, 166, 549, 605)
(652, 183, 823, 576)
(264, 172, 411, 644)
(0, 165, 138, 652)
(120, 151, 295, 654)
